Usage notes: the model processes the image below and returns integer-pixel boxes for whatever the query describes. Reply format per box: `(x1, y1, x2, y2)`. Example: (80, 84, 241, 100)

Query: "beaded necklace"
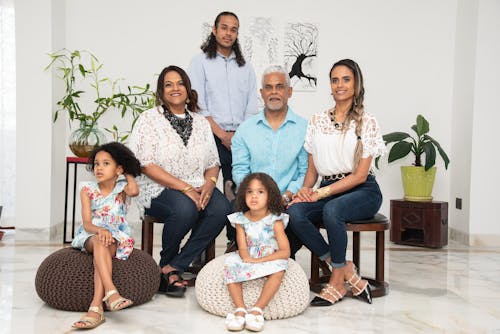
(328, 108, 346, 130)
(161, 105, 193, 146)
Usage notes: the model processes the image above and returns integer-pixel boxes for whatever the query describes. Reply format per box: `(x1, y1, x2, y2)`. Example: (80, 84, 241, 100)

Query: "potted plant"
(376, 114, 450, 201)
(45, 49, 154, 157)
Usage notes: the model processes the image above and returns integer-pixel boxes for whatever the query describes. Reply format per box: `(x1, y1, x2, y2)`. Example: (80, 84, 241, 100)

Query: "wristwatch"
(282, 193, 291, 205)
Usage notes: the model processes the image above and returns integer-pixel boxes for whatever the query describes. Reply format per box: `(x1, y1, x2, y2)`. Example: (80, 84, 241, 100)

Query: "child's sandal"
(245, 306, 265, 332)
(103, 289, 133, 311)
(225, 307, 247, 331)
(72, 306, 105, 330)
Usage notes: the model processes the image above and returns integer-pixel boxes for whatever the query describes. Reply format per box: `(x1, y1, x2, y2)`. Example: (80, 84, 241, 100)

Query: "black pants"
(214, 135, 236, 241)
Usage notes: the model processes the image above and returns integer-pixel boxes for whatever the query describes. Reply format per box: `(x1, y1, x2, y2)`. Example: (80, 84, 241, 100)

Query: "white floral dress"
(224, 212, 289, 284)
(71, 179, 134, 260)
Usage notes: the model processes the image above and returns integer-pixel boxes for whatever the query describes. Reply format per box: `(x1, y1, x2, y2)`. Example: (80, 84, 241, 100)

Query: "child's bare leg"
(225, 282, 247, 330)
(73, 240, 107, 328)
(253, 271, 285, 313)
(227, 282, 246, 315)
(86, 236, 126, 306)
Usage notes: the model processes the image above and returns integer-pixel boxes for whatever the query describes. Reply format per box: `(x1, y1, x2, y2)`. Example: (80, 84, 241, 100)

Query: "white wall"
(449, 0, 477, 243)
(13, 0, 499, 245)
(15, 0, 54, 239)
(469, 0, 500, 245)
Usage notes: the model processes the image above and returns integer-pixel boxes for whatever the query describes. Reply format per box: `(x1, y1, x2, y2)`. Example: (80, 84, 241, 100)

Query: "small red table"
(63, 157, 89, 243)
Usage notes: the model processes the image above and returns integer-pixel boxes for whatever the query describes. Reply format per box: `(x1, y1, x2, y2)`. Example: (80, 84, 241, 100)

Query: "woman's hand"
(196, 181, 216, 210)
(96, 228, 114, 246)
(294, 186, 314, 202)
(185, 189, 202, 211)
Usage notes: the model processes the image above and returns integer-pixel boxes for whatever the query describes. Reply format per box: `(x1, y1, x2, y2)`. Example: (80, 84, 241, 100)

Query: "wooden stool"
(141, 215, 216, 285)
(310, 213, 390, 297)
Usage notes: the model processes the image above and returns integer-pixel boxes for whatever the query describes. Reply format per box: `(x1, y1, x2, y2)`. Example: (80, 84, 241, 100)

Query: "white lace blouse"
(304, 110, 386, 176)
(128, 106, 220, 210)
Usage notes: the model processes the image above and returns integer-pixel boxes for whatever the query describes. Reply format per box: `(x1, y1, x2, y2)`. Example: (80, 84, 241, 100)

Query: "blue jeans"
(145, 188, 230, 273)
(287, 175, 382, 268)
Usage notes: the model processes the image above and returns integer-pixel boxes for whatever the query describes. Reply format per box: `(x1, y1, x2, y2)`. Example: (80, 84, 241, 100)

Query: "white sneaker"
(245, 306, 264, 332)
(225, 307, 246, 331)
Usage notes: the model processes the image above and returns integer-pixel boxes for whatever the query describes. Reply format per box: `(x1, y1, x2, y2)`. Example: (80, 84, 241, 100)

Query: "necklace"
(328, 108, 345, 130)
(161, 105, 193, 146)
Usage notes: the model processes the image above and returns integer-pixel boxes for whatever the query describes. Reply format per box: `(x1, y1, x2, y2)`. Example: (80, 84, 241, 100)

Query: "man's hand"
(220, 131, 234, 150)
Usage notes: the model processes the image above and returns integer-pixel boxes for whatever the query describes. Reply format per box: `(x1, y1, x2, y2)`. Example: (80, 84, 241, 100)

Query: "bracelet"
(181, 185, 193, 193)
(315, 186, 332, 199)
(209, 176, 217, 185)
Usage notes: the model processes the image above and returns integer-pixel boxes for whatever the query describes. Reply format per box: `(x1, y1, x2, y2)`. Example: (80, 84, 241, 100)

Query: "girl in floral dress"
(71, 142, 141, 330)
(224, 173, 290, 332)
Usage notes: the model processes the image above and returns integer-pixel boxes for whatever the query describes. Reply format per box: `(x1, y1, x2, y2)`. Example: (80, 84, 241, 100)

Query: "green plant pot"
(400, 166, 436, 202)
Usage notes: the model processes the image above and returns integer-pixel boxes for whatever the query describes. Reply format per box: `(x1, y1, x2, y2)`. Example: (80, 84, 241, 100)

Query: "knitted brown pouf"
(35, 247, 160, 311)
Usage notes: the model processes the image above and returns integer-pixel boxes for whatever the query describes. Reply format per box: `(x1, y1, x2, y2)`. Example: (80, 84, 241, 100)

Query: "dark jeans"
(214, 134, 236, 242)
(145, 187, 230, 274)
(287, 175, 382, 268)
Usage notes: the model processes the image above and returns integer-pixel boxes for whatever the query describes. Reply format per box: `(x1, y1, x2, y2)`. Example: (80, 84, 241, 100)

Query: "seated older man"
(231, 65, 308, 257)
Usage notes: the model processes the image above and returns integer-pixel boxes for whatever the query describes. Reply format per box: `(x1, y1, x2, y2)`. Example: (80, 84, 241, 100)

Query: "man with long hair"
(188, 11, 258, 252)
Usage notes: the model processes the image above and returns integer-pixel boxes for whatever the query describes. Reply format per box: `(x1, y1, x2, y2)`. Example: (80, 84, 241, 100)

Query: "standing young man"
(188, 11, 258, 251)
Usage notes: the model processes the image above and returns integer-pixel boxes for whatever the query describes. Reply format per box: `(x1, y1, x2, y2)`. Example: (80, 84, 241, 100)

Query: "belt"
(322, 173, 351, 181)
(322, 170, 375, 182)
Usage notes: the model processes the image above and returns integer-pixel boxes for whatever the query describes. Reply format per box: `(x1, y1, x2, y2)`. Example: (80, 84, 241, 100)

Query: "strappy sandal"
(245, 306, 265, 332)
(103, 289, 133, 311)
(310, 283, 345, 306)
(345, 262, 372, 304)
(158, 270, 186, 297)
(72, 306, 105, 329)
(225, 307, 247, 331)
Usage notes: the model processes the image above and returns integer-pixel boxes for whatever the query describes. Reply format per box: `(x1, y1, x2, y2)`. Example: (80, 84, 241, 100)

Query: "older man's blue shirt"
(232, 108, 308, 194)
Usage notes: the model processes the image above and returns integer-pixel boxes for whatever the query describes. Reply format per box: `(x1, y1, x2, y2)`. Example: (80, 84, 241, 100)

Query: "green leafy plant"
(376, 114, 450, 171)
(45, 49, 155, 142)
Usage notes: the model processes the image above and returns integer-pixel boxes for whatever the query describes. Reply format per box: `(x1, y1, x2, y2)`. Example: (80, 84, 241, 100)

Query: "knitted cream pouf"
(35, 247, 160, 311)
(195, 254, 310, 320)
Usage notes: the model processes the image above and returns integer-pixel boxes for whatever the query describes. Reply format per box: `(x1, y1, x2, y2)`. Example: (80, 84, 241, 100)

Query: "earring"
(186, 98, 190, 104)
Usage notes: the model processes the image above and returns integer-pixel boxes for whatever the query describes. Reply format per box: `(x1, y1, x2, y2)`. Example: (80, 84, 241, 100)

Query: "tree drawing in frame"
(284, 22, 318, 91)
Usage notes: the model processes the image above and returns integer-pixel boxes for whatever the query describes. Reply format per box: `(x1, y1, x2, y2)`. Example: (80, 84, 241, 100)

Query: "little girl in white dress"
(223, 173, 290, 332)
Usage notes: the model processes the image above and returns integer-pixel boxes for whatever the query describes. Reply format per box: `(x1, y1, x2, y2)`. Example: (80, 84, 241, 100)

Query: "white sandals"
(245, 306, 265, 332)
(225, 307, 247, 331)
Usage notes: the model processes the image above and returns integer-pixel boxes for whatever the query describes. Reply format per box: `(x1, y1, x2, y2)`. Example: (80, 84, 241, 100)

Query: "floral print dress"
(224, 212, 289, 284)
(71, 179, 134, 260)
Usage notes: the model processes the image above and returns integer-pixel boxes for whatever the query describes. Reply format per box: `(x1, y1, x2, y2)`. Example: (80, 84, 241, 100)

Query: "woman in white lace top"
(129, 65, 231, 298)
(287, 59, 386, 307)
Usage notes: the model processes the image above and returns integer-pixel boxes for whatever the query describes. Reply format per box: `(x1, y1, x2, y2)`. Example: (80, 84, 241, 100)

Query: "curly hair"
(87, 142, 141, 177)
(235, 173, 284, 215)
(200, 11, 246, 67)
(156, 65, 200, 113)
(329, 59, 365, 170)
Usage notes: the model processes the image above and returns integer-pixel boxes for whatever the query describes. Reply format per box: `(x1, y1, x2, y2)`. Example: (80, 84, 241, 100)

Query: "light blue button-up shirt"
(188, 52, 258, 131)
(231, 108, 308, 194)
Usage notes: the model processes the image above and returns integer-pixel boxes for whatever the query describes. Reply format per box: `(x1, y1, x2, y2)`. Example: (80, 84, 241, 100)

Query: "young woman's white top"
(304, 110, 386, 176)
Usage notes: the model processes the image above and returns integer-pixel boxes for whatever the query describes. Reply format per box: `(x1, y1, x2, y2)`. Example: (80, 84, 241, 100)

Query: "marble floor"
(1, 229, 500, 334)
